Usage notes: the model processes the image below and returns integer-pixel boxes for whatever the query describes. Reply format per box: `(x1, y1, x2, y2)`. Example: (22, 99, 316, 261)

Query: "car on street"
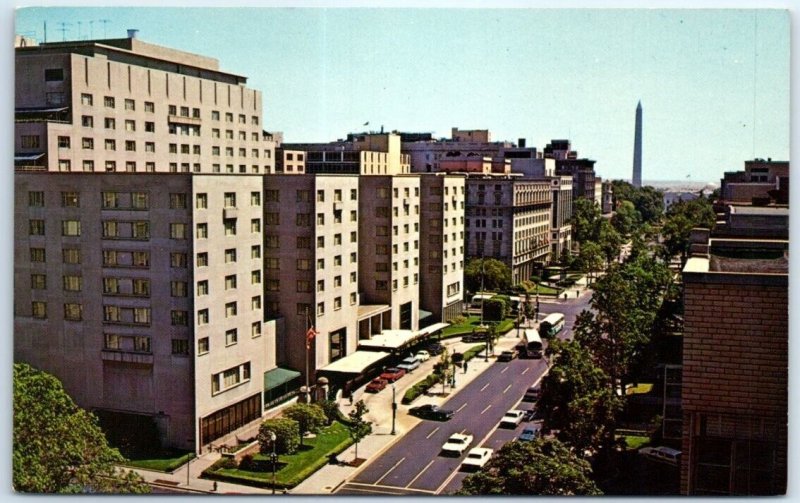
(522, 408, 537, 422)
(500, 409, 525, 428)
(522, 385, 541, 402)
(461, 447, 493, 470)
(638, 446, 681, 466)
(497, 349, 517, 362)
(408, 404, 455, 421)
(441, 432, 474, 456)
(415, 350, 431, 362)
(461, 333, 486, 343)
(426, 342, 445, 355)
(518, 427, 539, 442)
(397, 356, 421, 372)
(365, 378, 388, 393)
(380, 367, 406, 383)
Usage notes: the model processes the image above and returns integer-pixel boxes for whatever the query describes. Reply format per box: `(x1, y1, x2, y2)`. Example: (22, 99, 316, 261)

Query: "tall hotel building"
(14, 36, 279, 451)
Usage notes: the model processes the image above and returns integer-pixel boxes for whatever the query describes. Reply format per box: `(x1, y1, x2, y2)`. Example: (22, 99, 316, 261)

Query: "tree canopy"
(570, 197, 603, 244)
(457, 437, 601, 495)
(13, 363, 150, 494)
(660, 197, 716, 264)
(610, 180, 664, 224)
(464, 257, 511, 293)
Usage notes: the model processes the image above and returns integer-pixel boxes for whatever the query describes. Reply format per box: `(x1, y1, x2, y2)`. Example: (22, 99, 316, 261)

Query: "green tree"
(347, 400, 372, 462)
(570, 197, 602, 244)
(573, 241, 604, 282)
(457, 438, 601, 495)
(597, 219, 624, 265)
(464, 257, 511, 293)
(438, 348, 453, 394)
(611, 180, 663, 224)
(661, 197, 716, 264)
(611, 200, 640, 236)
(538, 339, 623, 455)
(318, 399, 343, 425)
(283, 403, 327, 446)
(483, 297, 508, 321)
(258, 418, 300, 455)
(13, 363, 150, 494)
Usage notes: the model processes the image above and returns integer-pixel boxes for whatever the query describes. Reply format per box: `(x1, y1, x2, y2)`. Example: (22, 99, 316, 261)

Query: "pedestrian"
(576, 290, 579, 298)
(212, 481, 218, 492)
(463, 361, 468, 374)
(349, 393, 354, 406)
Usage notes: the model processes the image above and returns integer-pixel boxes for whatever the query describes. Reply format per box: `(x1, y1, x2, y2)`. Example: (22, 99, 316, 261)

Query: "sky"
(13, 5, 790, 183)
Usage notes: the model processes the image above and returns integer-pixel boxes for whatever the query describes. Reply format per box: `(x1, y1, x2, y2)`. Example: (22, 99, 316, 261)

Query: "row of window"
(28, 246, 263, 270)
(274, 188, 358, 203)
(28, 218, 262, 240)
(377, 187, 421, 198)
(374, 257, 420, 272)
(80, 94, 145, 111)
(197, 321, 263, 357)
(428, 261, 465, 274)
(374, 275, 419, 291)
(28, 191, 200, 209)
(375, 241, 420, 254)
(211, 361, 252, 395)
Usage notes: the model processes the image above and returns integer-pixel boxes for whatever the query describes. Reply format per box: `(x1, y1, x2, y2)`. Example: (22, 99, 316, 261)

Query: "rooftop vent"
(127, 29, 139, 39)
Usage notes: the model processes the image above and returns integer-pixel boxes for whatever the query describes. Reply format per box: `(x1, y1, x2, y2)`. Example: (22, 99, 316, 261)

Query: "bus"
(521, 328, 543, 359)
(539, 313, 565, 338)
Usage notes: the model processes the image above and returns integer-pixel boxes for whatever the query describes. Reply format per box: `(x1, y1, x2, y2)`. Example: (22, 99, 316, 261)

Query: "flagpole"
(305, 307, 310, 392)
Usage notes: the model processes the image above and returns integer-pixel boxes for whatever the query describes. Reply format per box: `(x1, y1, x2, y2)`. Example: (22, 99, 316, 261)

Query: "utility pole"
(58, 22, 71, 41)
(99, 19, 110, 38)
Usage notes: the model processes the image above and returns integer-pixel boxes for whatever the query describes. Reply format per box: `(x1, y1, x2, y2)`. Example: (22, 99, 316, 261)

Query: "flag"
(306, 326, 318, 349)
(363, 121, 369, 126)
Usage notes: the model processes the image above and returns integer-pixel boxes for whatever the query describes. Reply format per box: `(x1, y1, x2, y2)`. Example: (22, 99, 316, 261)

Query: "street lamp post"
(452, 362, 457, 388)
(269, 431, 277, 495)
(391, 383, 397, 435)
(186, 455, 192, 487)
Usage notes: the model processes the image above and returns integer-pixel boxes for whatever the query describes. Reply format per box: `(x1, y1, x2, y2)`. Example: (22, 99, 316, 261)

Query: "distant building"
(663, 191, 699, 211)
(550, 176, 573, 259)
(601, 180, 614, 214)
(632, 101, 642, 187)
(719, 158, 789, 205)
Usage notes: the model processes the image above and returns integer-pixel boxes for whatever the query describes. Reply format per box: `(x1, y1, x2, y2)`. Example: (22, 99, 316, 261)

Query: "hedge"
(402, 372, 444, 404)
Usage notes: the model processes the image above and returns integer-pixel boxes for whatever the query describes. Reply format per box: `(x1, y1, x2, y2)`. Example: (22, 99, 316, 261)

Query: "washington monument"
(632, 101, 642, 187)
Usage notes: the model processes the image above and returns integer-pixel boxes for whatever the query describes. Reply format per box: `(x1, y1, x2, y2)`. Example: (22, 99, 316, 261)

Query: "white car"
(639, 446, 681, 466)
(442, 432, 474, 456)
(461, 447, 493, 470)
(397, 356, 421, 372)
(500, 409, 525, 428)
(415, 350, 431, 362)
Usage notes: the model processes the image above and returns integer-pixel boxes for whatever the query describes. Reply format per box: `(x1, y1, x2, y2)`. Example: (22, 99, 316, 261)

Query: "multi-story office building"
(14, 36, 281, 452)
(419, 174, 467, 324)
(550, 175, 573, 259)
(262, 175, 360, 380)
(719, 158, 789, 205)
(543, 139, 599, 204)
(680, 228, 787, 495)
(465, 176, 552, 285)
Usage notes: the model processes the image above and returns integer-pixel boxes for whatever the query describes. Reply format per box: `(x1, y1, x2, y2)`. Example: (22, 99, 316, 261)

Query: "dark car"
(518, 427, 540, 442)
(522, 408, 537, 421)
(522, 385, 541, 402)
(409, 404, 455, 421)
(365, 378, 388, 393)
(498, 349, 517, 362)
(426, 342, 445, 355)
(461, 333, 484, 343)
(380, 367, 406, 383)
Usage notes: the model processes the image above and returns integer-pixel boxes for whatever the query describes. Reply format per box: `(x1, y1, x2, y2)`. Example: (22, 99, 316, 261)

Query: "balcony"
(101, 349, 154, 365)
(223, 207, 238, 219)
(168, 113, 202, 126)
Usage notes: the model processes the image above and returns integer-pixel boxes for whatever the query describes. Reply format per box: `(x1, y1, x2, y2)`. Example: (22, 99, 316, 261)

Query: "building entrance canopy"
(317, 350, 391, 374)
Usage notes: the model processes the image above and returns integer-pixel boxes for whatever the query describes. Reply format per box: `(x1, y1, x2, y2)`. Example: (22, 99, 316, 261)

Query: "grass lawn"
(122, 450, 195, 472)
(620, 435, 650, 450)
(626, 383, 654, 395)
(208, 421, 352, 489)
(526, 283, 561, 296)
(441, 316, 480, 337)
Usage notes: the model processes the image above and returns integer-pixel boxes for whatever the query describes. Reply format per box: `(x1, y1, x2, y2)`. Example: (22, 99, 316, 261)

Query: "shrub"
(283, 403, 327, 436)
(448, 315, 467, 325)
(318, 399, 344, 425)
(238, 454, 254, 470)
(217, 457, 237, 469)
(258, 418, 300, 455)
(483, 297, 508, 321)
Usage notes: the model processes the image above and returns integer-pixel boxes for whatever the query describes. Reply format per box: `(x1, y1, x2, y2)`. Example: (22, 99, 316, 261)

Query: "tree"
(464, 257, 511, 293)
(597, 220, 623, 265)
(258, 418, 300, 455)
(610, 180, 663, 224)
(283, 403, 327, 446)
(438, 348, 453, 394)
(660, 197, 716, 264)
(13, 363, 150, 494)
(457, 438, 601, 495)
(483, 297, 508, 321)
(538, 339, 622, 455)
(573, 241, 603, 282)
(347, 400, 372, 463)
(611, 200, 640, 236)
(570, 197, 602, 244)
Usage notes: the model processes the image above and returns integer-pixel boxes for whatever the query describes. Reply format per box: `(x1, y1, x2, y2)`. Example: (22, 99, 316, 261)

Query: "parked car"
(522, 408, 537, 422)
(397, 356, 421, 372)
(426, 342, 445, 355)
(461, 333, 485, 343)
(522, 385, 541, 402)
(441, 432, 474, 456)
(500, 409, 525, 428)
(380, 367, 406, 383)
(518, 427, 539, 442)
(497, 349, 517, 362)
(408, 404, 454, 421)
(638, 446, 681, 466)
(415, 350, 431, 362)
(365, 378, 388, 393)
(461, 447, 493, 470)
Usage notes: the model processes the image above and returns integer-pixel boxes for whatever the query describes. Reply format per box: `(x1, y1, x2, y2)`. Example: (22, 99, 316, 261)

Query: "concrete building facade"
(549, 175, 573, 259)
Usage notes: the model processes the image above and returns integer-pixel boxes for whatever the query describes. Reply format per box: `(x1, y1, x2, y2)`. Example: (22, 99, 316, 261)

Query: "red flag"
(306, 327, 318, 349)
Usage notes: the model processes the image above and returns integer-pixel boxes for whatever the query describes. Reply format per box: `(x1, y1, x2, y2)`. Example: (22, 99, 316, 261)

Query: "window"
(334, 297, 342, 310)
(133, 251, 149, 267)
(21, 135, 40, 149)
(62, 220, 81, 236)
(63, 275, 82, 292)
(31, 274, 46, 289)
(223, 219, 236, 236)
(265, 189, 279, 202)
(133, 279, 150, 296)
(225, 274, 237, 290)
(196, 252, 208, 267)
(132, 221, 149, 239)
(334, 234, 342, 245)
(198, 309, 209, 325)
(80, 93, 93, 106)
(102, 277, 120, 294)
(350, 252, 357, 263)
(251, 296, 261, 310)
(104, 96, 115, 108)
(104, 139, 116, 151)
(196, 223, 208, 238)
(29, 219, 45, 236)
(225, 248, 237, 263)
(198, 338, 210, 355)
(225, 329, 238, 346)
(251, 270, 262, 284)
(267, 236, 280, 248)
(317, 236, 325, 249)
(171, 281, 188, 297)
(81, 115, 93, 128)
(58, 136, 70, 148)
(125, 99, 135, 111)
(125, 120, 136, 132)
(350, 210, 357, 222)
(195, 193, 208, 209)
(64, 303, 82, 321)
(135, 307, 151, 325)
(211, 110, 220, 121)
(30, 248, 45, 262)
(145, 162, 155, 172)
(168, 252, 186, 268)
(250, 192, 261, 206)
(171, 310, 188, 326)
(252, 321, 262, 338)
(131, 192, 149, 209)
(171, 339, 189, 355)
(62, 247, 81, 264)
(144, 101, 154, 113)
(316, 213, 325, 226)
(251, 219, 261, 233)
(266, 279, 280, 292)
(251, 245, 261, 259)
(334, 255, 342, 266)
(28, 191, 45, 207)
(225, 302, 237, 317)
(350, 231, 357, 243)
(317, 302, 325, 317)
(31, 301, 47, 319)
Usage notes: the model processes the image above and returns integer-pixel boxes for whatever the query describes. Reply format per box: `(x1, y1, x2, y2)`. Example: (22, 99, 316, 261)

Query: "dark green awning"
(263, 367, 301, 391)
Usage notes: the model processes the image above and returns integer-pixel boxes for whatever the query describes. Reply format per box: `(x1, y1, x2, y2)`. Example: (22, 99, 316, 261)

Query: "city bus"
(521, 328, 543, 359)
(539, 313, 565, 338)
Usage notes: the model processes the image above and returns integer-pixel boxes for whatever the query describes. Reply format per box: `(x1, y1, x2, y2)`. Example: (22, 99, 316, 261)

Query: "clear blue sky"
(14, 6, 790, 183)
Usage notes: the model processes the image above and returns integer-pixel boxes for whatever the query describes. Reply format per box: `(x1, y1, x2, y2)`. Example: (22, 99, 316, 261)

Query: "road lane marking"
(480, 405, 491, 415)
(425, 426, 440, 439)
(406, 459, 436, 488)
(375, 457, 405, 486)
(500, 366, 509, 374)
(480, 382, 490, 392)
(456, 403, 467, 413)
(342, 482, 436, 495)
(521, 367, 529, 375)
(502, 384, 512, 394)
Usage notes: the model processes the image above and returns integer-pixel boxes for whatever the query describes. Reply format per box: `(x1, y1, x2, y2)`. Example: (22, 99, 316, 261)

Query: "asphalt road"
(336, 292, 592, 496)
